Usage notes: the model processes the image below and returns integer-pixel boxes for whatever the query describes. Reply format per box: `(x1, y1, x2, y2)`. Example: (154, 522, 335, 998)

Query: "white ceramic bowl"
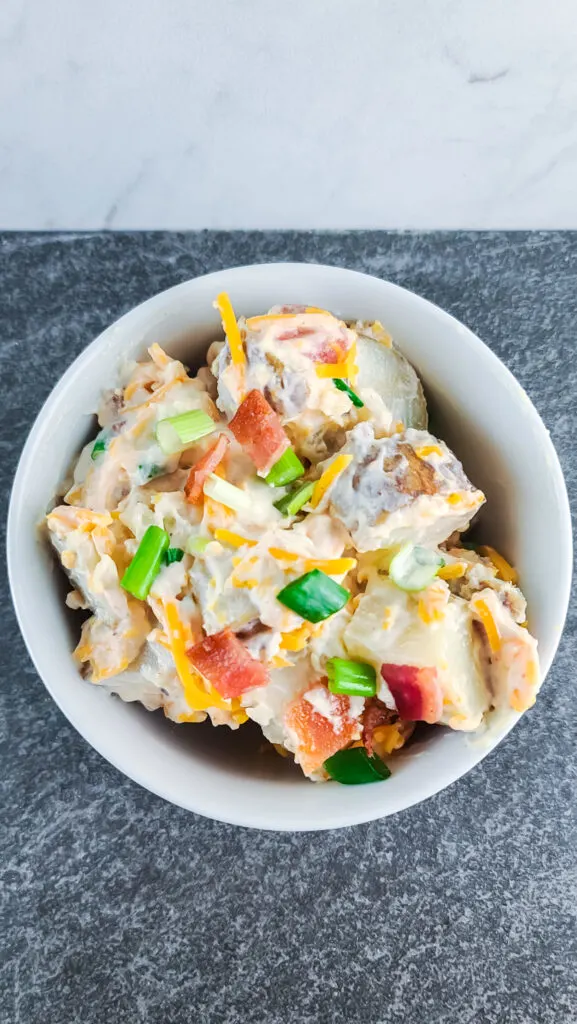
(8, 263, 572, 831)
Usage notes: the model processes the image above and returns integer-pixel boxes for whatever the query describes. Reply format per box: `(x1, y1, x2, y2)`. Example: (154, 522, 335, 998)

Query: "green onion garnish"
(333, 378, 364, 408)
(326, 658, 376, 697)
(276, 569, 349, 623)
(91, 438, 107, 460)
(273, 480, 315, 517)
(388, 543, 444, 592)
(265, 448, 305, 487)
(324, 747, 391, 785)
(120, 525, 170, 601)
(186, 535, 211, 555)
(203, 473, 250, 511)
(164, 547, 184, 565)
(156, 410, 216, 455)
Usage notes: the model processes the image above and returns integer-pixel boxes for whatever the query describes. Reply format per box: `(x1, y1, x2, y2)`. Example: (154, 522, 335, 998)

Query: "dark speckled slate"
(1, 232, 576, 1024)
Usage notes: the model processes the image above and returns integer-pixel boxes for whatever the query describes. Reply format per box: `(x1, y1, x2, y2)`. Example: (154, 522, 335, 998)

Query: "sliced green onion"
(186, 535, 211, 555)
(324, 747, 391, 785)
(156, 410, 216, 455)
(91, 438, 107, 460)
(333, 378, 364, 408)
(265, 448, 305, 487)
(121, 525, 170, 601)
(163, 547, 184, 565)
(326, 658, 376, 697)
(274, 480, 315, 517)
(276, 569, 349, 623)
(203, 473, 250, 511)
(388, 543, 444, 592)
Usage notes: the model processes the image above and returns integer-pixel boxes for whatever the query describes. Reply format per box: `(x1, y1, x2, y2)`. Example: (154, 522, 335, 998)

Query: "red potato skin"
(187, 629, 268, 699)
(380, 664, 443, 724)
(228, 389, 289, 473)
(184, 434, 230, 504)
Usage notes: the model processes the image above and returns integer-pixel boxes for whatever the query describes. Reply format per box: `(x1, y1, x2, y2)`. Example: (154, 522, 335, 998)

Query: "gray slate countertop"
(1, 232, 576, 1024)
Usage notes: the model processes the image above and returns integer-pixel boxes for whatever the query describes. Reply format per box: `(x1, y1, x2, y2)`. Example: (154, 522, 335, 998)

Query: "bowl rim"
(7, 262, 573, 830)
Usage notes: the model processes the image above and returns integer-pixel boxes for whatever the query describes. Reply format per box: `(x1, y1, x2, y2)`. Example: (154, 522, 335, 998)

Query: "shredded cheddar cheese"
(245, 314, 298, 328)
(303, 557, 357, 575)
(418, 598, 445, 624)
(148, 343, 171, 369)
(415, 444, 443, 459)
(473, 599, 501, 653)
(310, 454, 353, 509)
(370, 321, 393, 347)
(373, 724, 406, 754)
(437, 562, 467, 580)
(477, 545, 518, 584)
(280, 623, 315, 651)
(314, 360, 352, 379)
(270, 655, 293, 669)
(213, 528, 257, 549)
(165, 603, 229, 711)
(215, 292, 245, 368)
(268, 547, 299, 562)
(447, 493, 462, 505)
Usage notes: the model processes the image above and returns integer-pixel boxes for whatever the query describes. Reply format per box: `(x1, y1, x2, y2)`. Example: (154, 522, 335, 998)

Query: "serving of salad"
(46, 297, 540, 784)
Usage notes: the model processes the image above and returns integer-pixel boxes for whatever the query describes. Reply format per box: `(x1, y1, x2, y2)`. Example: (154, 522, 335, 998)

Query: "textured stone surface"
(1, 232, 576, 1024)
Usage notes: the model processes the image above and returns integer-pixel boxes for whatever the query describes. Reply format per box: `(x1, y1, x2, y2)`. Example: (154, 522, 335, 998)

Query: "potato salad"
(46, 296, 541, 784)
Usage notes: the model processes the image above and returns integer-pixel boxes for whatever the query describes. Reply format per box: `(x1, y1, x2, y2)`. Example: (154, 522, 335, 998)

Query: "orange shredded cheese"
(314, 360, 352, 379)
(477, 545, 518, 584)
(418, 598, 445, 624)
(165, 603, 229, 710)
(303, 557, 357, 575)
(310, 453, 353, 508)
(437, 562, 467, 580)
(415, 444, 443, 459)
(474, 599, 501, 653)
(268, 547, 299, 562)
(280, 623, 315, 651)
(270, 655, 293, 669)
(447, 492, 462, 505)
(231, 577, 259, 589)
(373, 724, 405, 754)
(213, 528, 257, 549)
(215, 292, 245, 368)
(245, 314, 298, 328)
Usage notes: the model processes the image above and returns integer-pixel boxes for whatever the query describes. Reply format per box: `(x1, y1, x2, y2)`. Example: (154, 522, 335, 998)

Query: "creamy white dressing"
(47, 312, 540, 780)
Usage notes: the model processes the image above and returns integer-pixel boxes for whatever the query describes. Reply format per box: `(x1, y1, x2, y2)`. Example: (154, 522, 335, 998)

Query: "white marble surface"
(1, 0, 577, 230)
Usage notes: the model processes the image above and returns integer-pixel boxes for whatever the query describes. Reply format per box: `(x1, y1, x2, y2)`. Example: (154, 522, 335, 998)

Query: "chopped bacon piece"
(362, 698, 397, 756)
(381, 664, 442, 724)
(228, 389, 289, 473)
(285, 682, 360, 776)
(276, 326, 316, 341)
(184, 435, 230, 504)
(308, 337, 349, 364)
(187, 628, 268, 698)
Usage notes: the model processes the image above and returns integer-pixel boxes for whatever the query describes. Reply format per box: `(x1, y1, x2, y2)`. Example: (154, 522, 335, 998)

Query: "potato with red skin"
(187, 629, 268, 699)
(381, 664, 443, 724)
